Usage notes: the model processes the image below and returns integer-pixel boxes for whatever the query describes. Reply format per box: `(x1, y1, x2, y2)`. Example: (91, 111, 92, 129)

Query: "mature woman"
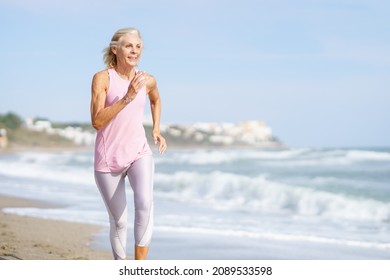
(90, 27, 167, 260)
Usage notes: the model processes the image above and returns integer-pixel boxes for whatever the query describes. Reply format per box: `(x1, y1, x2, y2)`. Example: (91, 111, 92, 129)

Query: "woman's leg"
(127, 155, 154, 260)
(95, 171, 128, 260)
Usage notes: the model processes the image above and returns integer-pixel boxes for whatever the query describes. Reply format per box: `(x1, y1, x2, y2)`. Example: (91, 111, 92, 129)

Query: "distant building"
(0, 128, 8, 148)
(238, 121, 273, 144)
(24, 118, 96, 146)
(161, 119, 276, 147)
(25, 118, 53, 133)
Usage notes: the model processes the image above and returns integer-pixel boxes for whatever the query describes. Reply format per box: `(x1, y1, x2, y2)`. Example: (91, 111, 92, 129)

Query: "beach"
(1, 147, 390, 260)
(0, 194, 111, 260)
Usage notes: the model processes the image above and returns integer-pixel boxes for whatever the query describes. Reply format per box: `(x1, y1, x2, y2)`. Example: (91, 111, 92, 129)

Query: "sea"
(0, 146, 390, 259)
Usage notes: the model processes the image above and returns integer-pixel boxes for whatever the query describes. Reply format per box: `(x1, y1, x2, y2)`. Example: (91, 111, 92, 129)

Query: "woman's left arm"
(146, 74, 167, 154)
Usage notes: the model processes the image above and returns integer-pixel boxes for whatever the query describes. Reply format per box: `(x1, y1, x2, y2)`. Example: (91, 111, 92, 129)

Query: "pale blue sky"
(0, 0, 389, 147)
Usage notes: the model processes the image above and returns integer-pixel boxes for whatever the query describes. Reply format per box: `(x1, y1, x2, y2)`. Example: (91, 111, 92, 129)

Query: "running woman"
(90, 27, 167, 260)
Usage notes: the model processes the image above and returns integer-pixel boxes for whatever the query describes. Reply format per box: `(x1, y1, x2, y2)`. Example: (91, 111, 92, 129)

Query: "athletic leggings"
(94, 156, 154, 260)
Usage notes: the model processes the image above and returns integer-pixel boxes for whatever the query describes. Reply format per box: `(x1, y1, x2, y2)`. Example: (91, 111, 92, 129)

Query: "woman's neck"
(115, 65, 135, 80)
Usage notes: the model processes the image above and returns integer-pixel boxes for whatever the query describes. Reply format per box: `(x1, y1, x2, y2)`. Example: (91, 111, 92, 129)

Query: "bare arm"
(146, 74, 167, 154)
(90, 70, 145, 131)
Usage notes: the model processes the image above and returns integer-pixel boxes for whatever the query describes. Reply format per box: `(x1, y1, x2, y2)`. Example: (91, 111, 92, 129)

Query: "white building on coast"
(161, 120, 276, 146)
(24, 118, 95, 146)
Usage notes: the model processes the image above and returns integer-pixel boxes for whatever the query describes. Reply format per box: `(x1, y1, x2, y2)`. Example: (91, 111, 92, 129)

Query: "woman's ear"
(111, 45, 117, 55)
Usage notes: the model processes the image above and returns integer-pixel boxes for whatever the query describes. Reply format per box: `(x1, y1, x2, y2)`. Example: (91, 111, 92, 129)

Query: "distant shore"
(0, 140, 286, 155)
(0, 194, 112, 260)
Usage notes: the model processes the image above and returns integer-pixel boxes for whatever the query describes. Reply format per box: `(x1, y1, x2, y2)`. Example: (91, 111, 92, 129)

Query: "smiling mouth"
(128, 57, 139, 64)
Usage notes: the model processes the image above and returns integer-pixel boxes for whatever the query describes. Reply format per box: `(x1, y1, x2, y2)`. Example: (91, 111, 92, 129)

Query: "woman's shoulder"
(93, 69, 110, 82)
(94, 68, 111, 78)
(142, 72, 157, 89)
(92, 69, 110, 89)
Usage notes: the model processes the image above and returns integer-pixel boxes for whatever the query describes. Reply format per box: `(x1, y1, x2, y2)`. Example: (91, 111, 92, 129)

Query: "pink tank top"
(94, 68, 152, 172)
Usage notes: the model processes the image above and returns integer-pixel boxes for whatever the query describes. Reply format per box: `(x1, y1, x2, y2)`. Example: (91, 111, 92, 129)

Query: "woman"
(90, 27, 167, 260)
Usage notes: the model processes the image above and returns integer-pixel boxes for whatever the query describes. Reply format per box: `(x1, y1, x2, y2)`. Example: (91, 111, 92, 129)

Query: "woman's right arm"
(90, 71, 127, 131)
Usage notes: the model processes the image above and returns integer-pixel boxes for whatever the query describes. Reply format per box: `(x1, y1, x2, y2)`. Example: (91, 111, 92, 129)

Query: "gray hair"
(103, 27, 143, 68)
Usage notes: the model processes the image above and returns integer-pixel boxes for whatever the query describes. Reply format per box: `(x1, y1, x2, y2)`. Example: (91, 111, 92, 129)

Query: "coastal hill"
(0, 112, 283, 150)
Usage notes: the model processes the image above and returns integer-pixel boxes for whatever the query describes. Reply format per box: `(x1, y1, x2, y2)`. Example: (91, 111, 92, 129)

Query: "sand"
(0, 194, 112, 260)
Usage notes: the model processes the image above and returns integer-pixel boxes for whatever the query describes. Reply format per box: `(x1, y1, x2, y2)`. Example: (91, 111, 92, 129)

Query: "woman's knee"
(135, 199, 153, 213)
(109, 216, 128, 230)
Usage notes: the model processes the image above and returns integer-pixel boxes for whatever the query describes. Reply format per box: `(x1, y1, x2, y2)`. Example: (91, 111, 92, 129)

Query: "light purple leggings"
(94, 155, 154, 260)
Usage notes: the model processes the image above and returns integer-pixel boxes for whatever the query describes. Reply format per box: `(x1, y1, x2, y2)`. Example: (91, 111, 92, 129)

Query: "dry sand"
(0, 194, 112, 260)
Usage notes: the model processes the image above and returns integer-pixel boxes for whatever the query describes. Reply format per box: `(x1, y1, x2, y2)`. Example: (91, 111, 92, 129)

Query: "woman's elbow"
(92, 118, 103, 131)
(92, 123, 100, 131)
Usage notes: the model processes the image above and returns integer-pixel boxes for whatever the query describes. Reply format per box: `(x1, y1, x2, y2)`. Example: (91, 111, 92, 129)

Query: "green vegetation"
(0, 112, 22, 129)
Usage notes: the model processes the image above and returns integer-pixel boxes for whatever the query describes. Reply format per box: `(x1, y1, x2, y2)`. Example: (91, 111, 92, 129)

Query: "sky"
(0, 0, 389, 148)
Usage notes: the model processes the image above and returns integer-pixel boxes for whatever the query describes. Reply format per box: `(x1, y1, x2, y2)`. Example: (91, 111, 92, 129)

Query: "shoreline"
(0, 144, 93, 156)
(0, 194, 112, 260)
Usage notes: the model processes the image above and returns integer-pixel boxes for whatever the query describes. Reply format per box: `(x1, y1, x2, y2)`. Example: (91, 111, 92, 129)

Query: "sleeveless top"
(94, 68, 152, 172)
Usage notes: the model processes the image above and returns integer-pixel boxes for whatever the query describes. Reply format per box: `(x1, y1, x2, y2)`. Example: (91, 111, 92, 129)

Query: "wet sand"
(0, 194, 112, 260)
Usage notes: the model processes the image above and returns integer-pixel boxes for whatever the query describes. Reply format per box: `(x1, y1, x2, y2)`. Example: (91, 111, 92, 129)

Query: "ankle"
(134, 245, 149, 260)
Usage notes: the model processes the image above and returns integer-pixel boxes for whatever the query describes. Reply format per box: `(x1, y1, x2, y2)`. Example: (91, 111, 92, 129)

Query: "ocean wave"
(1, 149, 389, 223)
(262, 149, 390, 167)
(346, 150, 390, 161)
(154, 171, 390, 222)
(0, 152, 95, 185)
(155, 148, 390, 167)
(155, 148, 309, 165)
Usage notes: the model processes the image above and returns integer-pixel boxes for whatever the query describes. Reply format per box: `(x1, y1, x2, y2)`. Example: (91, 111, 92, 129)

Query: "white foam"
(154, 171, 390, 222)
(346, 150, 390, 161)
(155, 148, 309, 165)
(155, 148, 390, 168)
(0, 152, 95, 185)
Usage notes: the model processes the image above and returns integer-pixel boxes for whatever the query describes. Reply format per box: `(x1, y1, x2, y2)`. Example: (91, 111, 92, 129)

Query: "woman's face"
(113, 34, 143, 67)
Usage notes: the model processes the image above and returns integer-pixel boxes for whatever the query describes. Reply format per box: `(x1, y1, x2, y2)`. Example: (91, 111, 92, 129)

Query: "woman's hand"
(153, 131, 167, 154)
(124, 71, 146, 100)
